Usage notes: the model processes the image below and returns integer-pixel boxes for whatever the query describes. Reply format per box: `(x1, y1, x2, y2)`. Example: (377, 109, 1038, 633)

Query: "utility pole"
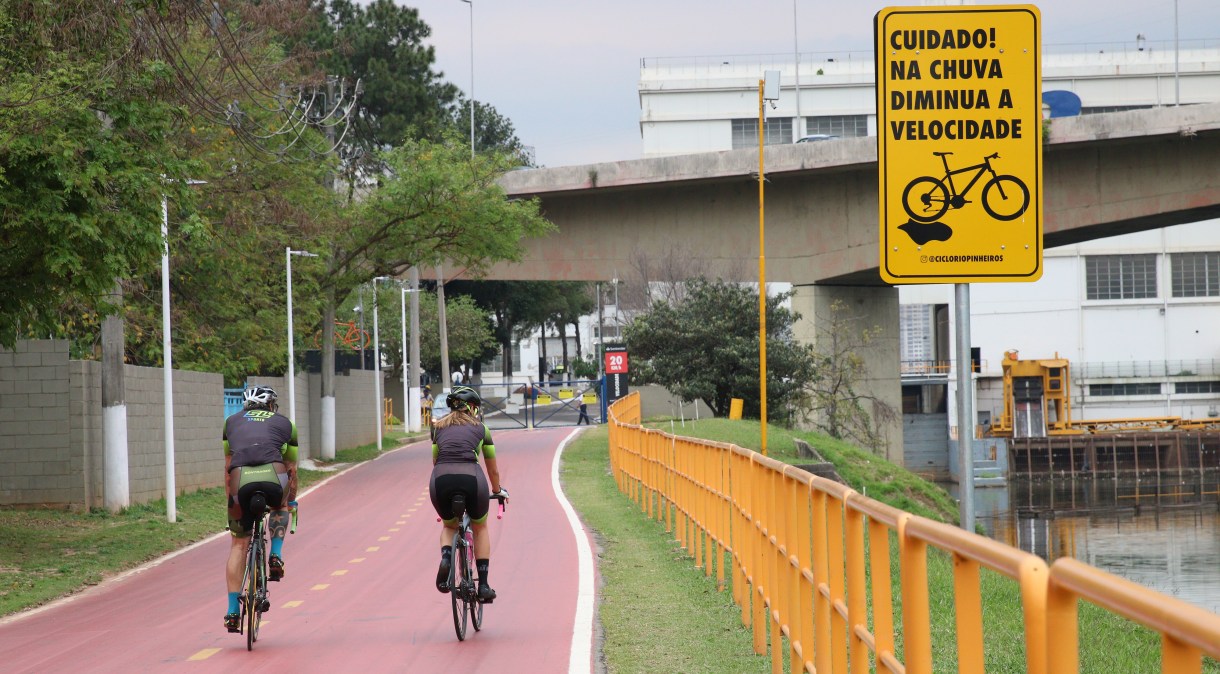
(101, 283, 130, 512)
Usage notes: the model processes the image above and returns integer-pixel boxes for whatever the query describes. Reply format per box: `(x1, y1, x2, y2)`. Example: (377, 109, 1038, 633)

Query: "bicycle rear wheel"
(245, 532, 261, 650)
(450, 538, 468, 641)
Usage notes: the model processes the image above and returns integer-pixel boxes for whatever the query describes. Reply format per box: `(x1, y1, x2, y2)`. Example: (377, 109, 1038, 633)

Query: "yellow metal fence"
(606, 392, 1220, 674)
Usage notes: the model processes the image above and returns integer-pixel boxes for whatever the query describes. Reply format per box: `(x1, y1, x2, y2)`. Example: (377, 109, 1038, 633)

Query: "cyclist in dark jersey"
(430, 386, 508, 602)
(221, 385, 298, 632)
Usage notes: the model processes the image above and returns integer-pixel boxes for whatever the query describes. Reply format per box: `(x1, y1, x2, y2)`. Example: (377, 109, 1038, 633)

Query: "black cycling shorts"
(228, 464, 286, 536)
(429, 462, 490, 523)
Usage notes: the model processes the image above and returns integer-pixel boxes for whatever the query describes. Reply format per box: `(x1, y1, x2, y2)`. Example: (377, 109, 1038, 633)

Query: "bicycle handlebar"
(986, 152, 1000, 160)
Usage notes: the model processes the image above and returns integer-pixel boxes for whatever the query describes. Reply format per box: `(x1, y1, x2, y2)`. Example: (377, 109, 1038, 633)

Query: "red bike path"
(0, 426, 595, 673)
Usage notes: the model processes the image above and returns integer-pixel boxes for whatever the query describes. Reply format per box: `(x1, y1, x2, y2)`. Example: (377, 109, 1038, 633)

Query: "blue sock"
(271, 537, 284, 558)
(227, 592, 240, 614)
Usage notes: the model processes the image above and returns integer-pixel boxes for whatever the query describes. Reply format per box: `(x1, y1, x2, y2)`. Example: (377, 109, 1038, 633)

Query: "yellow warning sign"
(876, 5, 1042, 284)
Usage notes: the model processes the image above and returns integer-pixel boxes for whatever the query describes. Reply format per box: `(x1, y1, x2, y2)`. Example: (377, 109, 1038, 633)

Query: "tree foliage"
(310, 0, 458, 151)
(0, 1, 202, 347)
(624, 279, 817, 419)
(355, 286, 493, 382)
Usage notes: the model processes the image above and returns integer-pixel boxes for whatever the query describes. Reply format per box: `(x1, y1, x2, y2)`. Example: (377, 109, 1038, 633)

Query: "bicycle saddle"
(250, 492, 268, 519)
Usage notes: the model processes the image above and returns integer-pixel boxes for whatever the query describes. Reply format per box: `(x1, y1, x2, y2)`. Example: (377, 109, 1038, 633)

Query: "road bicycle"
(444, 492, 507, 641)
(901, 151, 1030, 223)
(311, 320, 371, 351)
(238, 496, 297, 651)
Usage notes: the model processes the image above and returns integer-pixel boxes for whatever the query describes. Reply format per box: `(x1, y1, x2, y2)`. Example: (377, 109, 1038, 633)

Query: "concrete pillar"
(790, 284, 904, 465)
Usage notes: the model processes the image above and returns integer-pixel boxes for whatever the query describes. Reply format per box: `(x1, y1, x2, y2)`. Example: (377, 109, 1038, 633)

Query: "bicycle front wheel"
(469, 536, 483, 632)
(451, 541, 468, 641)
(981, 175, 1030, 221)
(901, 176, 950, 222)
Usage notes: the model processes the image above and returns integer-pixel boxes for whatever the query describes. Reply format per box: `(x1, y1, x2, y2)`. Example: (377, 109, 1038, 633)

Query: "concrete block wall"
(70, 360, 102, 508)
(335, 369, 379, 450)
(0, 340, 73, 505)
(105, 366, 225, 504)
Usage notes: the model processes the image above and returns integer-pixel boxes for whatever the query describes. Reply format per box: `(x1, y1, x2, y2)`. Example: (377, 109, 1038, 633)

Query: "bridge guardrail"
(606, 392, 1220, 674)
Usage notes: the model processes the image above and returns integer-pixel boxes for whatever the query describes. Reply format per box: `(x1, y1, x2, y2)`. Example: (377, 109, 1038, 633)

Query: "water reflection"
(954, 477, 1220, 614)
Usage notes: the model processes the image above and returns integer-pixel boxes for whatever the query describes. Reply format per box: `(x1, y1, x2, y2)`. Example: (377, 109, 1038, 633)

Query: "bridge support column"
(789, 284, 904, 465)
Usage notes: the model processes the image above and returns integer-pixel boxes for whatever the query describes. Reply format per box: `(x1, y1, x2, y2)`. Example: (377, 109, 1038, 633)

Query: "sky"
(411, 0, 1220, 168)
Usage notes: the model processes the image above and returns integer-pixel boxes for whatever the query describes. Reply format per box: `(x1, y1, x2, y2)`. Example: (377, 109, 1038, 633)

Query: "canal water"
(951, 476, 1220, 615)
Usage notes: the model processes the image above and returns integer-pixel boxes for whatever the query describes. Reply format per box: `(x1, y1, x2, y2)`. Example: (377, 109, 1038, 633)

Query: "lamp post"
(392, 279, 422, 432)
(409, 268, 422, 432)
(460, 0, 475, 157)
(792, 0, 802, 139)
(758, 71, 781, 456)
(286, 248, 318, 426)
(372, 276, 391, 450)
(160, 178, 205, 523)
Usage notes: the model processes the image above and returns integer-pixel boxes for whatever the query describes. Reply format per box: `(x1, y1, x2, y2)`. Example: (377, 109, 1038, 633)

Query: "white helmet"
(243, 385, 278, 409)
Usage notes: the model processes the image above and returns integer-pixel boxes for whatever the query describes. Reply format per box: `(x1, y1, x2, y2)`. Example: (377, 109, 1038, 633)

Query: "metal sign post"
(876, 5, 1042, 531)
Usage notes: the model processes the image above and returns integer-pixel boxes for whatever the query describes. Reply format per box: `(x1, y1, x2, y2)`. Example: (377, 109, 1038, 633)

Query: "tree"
(452, 97, 533, 166)
(364, 287, 493, 383)
(624, 279, 817, 418)
(804, 300, 899, 454)
(449, 280, 556, 379)
(0, 1, 201, 346)
(310, 0, 458, 151)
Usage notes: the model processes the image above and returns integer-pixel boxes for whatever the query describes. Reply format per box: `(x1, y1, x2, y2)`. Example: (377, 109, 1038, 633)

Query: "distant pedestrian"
(577, 399, 593, 425)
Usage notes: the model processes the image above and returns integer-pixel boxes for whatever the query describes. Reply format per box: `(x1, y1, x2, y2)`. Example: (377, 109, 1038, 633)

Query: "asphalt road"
(0, 426, 594, 674)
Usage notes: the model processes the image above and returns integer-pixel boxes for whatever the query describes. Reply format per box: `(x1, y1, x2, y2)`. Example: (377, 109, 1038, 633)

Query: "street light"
(392, 280, 424, 433)
(460, 0, 475, 157)
(160, 178, 205, 524)
(758, 70, 780, 456)
(286, 248, 318, 426)
(373, 276, 391, 450)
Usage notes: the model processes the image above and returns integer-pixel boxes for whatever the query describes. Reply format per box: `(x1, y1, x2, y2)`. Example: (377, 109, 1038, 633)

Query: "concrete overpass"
(491, 104, 1220, 463)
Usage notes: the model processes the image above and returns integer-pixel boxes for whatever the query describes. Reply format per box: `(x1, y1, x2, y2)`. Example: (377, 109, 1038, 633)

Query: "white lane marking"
(551, 428, 595, 674)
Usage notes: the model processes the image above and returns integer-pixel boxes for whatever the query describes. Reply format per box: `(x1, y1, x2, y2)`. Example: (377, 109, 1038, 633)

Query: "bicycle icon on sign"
(901, 151, 1030, 223)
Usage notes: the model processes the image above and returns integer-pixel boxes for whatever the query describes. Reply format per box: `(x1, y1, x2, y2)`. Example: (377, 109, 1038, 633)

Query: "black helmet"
(446, 385, 481, 411)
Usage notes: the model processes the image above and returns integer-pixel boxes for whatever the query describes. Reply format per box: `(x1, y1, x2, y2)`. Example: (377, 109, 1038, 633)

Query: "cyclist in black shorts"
(430, 386, 508, 602)
(221, 385, 298, 632)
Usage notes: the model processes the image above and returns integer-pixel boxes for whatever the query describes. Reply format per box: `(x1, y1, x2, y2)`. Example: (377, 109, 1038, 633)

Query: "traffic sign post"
(876, 5, 1042, 284)
(603, 345, 629, 404)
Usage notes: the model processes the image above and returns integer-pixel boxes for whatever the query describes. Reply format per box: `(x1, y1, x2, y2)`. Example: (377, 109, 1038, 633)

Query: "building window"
(1088, 382, 1162, 396)
(731, 117, 792, 149)
(1174, 381, 1220, 394)
(1085, 254, 1157, 300)
(1171, 252, 1220, 298)
(806, 115, 868, 138)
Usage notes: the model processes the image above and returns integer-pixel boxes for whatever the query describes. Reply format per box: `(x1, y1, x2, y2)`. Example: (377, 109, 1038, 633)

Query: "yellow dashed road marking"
(284, 600, 303, 608)
(366, 546, 380, 552)
(311, 584, 330, 590)
(332, 569, 348, 576)
(188, 648, 220, 661)
(389, 528, 400, 532)
(395, 520, 406, 525)
(349, 558, 366, 563)
(378, 536, 390, 541)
